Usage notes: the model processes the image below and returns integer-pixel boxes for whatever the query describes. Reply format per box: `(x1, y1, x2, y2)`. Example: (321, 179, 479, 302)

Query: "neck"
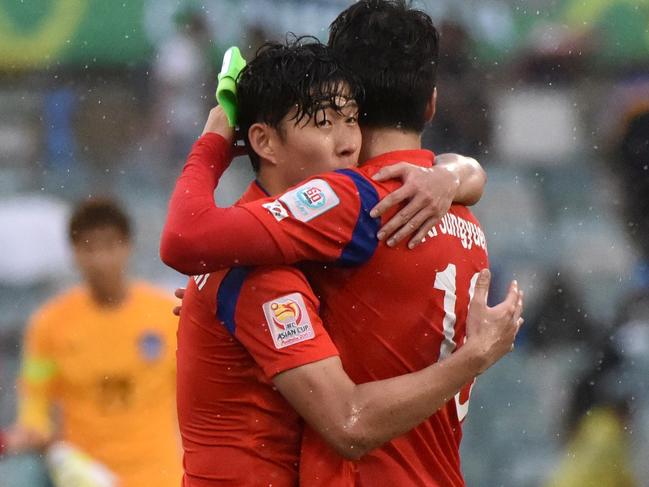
(257, 165, 290, 196)
(359, 127, 422, 163)
(89, 279, 128, 308)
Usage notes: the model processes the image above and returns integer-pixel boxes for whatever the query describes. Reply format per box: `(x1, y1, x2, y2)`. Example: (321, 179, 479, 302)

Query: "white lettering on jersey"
(279, 179, 340, 222)
(431, 214, 487, 251)
(262, 293, 315, 349)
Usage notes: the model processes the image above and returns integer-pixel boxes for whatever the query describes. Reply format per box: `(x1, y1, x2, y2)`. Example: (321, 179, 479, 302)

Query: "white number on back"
(433, 265, 479, 422)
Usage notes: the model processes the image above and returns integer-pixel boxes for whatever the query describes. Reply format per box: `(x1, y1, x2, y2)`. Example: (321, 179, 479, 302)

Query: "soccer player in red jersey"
(164, 6, 525, 486)
(178, 39, 514, 486)
(175, 39, 521, 487)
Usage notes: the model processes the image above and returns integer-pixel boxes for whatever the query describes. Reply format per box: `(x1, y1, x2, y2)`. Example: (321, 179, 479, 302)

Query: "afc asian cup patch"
(137, 331, 164, 362)
(279, 179, 340, 222)
(262, 293, 315, 349)
(262, 200, 289, 222)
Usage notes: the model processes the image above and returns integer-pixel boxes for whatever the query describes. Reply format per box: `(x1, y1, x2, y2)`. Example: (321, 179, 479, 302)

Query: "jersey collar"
(362, 149, 435, 169)
(238, 180, 269, 204)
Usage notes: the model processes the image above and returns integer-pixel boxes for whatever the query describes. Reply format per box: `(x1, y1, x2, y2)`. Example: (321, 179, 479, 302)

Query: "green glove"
(216, 46, 247, 127)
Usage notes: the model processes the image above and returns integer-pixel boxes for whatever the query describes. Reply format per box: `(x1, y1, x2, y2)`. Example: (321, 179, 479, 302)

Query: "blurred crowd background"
(1, 0, 648, 485)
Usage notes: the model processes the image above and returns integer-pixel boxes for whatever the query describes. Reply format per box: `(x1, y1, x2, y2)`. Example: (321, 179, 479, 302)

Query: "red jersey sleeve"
(241, 169, 382, 266)
(215, 265, 339, 378)
(161, 133, 382, 273)
(161, 133, 287, 275)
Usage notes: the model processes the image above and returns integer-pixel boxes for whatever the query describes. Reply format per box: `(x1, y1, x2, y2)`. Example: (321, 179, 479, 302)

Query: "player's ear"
(424, 87, 437, 122)
(248, 123, 279, 166)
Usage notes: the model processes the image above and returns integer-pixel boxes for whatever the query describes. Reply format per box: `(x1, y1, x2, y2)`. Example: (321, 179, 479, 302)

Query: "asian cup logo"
(270, 299, 302, 330)
(262, 293, 315, 349)
(297, 186, 326, 209)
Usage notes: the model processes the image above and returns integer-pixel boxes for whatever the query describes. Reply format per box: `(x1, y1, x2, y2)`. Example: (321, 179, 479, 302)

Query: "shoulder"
(246, 265, 312, 291)
(272, 171, 362, 223)
(276, 169, 382, 230)
(309, 167, 380, 198)
(29, 286, 85, 329)
(216, 265, 316, 333)
(129, 282, 180, 331)
(130, 281, 176, 306)
(219, 266, 314, 306)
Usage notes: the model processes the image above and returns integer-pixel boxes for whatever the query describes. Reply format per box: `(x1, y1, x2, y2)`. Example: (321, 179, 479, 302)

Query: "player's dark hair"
(237, 36, 363, 172)
(69, 198, 132, 244)
(328, 0, 439, 132)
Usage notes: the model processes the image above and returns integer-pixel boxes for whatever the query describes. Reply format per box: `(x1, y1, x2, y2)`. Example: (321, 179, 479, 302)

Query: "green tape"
(23, 357, 57, 384)
(216, 46, 247, 127)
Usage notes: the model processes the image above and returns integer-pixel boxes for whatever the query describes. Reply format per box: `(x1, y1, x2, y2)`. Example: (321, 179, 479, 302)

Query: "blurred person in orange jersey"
(0, 198, 181, 487)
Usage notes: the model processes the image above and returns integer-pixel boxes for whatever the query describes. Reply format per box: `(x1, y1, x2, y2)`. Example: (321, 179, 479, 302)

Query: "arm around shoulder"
(272, 348, 485, 461)
(435, 153, 486, 206)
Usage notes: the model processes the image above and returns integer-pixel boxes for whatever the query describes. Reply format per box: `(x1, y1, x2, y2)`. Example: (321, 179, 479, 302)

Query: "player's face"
(73, 226, 131, 296)
(273, 93, 360, 186)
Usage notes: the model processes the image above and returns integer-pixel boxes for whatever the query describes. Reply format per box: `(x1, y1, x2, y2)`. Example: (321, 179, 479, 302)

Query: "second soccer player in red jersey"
(175, 39, 521, 486)
(164, 3, 525, 486)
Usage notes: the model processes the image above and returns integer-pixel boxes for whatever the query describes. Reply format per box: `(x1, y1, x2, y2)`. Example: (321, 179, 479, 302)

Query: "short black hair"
(237, 36, 363, 171)
(329, 0, 439, 132)
(69, 198, 132, 244)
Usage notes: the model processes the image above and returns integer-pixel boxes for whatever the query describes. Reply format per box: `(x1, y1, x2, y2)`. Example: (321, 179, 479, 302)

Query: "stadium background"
(1, 0, 648, 485)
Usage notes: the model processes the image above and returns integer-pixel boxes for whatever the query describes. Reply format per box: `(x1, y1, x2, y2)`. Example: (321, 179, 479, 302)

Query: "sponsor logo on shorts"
(279, 179, 340, 222)
(262, 293, 315, 349)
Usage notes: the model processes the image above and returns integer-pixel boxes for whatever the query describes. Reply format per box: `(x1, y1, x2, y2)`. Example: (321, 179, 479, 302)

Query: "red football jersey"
(238, 150, 489, 486)
(164, 136, 489, 486)
(176, 183, 339, 487)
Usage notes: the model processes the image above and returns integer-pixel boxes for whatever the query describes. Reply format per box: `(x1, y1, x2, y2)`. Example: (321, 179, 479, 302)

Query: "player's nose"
(335, 136, 358, 160)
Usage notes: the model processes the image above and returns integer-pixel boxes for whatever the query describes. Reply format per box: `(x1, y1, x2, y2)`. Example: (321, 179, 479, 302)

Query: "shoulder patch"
(262, 293, 315, 349)
(262, 200, 289, 222)
(279, 179, 340, 222)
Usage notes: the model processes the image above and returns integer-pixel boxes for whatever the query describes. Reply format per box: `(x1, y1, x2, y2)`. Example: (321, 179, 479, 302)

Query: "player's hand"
(464, 269, 524, 374)
(173, 288, 185, 317)
(2, 424, 49, 454)
(370, 161, 460, 249)
(201, 106, 247, 157)
(46, 441, 119, 487)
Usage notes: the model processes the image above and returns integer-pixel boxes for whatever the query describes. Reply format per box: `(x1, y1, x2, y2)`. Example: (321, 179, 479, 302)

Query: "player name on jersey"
(427, 212, 487, 251)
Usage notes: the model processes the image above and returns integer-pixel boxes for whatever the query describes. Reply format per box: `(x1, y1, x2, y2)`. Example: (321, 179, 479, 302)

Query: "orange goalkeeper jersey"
(18, 282, 181, 487)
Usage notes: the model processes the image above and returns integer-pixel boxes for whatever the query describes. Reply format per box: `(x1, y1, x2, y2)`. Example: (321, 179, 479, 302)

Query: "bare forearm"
(275, 347, 486, 460)
(436, 153, 486, 206)
(347, 345, 485, 454)
(274, 271, 521, 460)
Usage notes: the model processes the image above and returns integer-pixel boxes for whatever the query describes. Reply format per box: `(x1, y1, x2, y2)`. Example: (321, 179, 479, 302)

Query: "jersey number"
(433, 264, 479, 422)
